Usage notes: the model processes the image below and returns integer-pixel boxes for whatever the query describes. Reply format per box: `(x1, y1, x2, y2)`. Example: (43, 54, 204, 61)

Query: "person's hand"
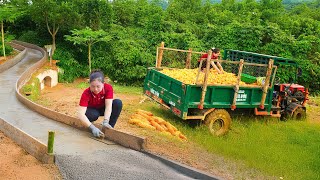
(89, 124, 104, 138)
(102, 119, 113, 129)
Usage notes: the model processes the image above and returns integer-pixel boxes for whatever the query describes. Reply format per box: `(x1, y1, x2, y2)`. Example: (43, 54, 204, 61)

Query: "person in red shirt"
(198, 48, 223, 73)
(78, 70, 122, 138)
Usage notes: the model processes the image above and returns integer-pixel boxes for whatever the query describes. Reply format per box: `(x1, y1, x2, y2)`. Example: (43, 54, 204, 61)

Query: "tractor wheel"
(204, 109, 231, 136)
(292, 107, 306, 120)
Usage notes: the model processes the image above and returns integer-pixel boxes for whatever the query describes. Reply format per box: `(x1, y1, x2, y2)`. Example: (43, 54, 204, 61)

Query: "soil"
(0, 131, 61, 180)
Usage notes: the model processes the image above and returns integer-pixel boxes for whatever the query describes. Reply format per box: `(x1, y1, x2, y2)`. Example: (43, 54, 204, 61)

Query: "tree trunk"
(88, 44, 91, 72)
(50, 33, 56, 66)
(1, 21, 6, 60)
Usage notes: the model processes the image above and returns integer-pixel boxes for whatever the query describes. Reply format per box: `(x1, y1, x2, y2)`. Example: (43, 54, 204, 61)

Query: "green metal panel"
(223, 49, 298, 81)
(223, 49, 298, 67)
(185, 85, 272, 109)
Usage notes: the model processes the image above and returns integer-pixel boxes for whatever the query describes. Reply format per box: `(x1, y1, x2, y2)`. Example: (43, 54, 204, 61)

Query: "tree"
(29, 0, 79, 60)
(65, 27, 111, 72)
(75, 0, 113, 30)
(0, 3, 23, 59)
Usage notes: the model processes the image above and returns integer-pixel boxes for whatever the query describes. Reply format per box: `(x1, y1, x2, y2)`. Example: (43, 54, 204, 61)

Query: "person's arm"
(210, 61, 222, 74)
(216, 62, 224, 73)
(78, 106, 91, 127)
(78, 106, 104, 137)
(102, 99, 113, 128)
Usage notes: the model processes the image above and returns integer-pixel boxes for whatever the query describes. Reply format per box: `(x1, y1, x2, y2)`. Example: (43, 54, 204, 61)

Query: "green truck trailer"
(143, 46, 308, 136)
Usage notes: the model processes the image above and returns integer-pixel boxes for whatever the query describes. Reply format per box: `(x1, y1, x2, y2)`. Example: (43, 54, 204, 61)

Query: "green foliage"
(0, 43, 13, 56)
(17, 31, 46, 45)
(54, 47, 87, 83)
(22, 78, 41, 101)
(65, 27, 112, 72)
(104, 38, 154, 86)
(3, 0, 320, 92)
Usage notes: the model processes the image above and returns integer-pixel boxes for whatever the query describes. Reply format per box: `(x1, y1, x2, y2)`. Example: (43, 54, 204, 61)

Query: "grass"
(75, 81, 143, 95)
(115, 85, 320, 179)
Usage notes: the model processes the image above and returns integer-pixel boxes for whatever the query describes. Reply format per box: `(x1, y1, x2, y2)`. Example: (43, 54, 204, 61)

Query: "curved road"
(0, 48, 198, 179)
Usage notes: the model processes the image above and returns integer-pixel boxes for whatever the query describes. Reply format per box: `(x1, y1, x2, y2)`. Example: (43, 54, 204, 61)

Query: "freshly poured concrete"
(0, 48, 202, 179)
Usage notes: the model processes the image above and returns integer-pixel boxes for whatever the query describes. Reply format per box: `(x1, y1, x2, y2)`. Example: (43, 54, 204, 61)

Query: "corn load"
(128, 110, 187, 140)
(160, 68, 247, 85)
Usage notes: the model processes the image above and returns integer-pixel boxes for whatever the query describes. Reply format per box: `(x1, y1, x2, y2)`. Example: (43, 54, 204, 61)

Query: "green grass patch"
(22, 78, 41, 101)
(112, 84, 142, 95)
(75, 82, 88, 89)
(74, 81, 143, 95)
(145, 105, 320, 179)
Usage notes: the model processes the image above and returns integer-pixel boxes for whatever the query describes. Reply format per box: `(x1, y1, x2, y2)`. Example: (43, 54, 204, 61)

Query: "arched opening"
(40, 76, 52, 90)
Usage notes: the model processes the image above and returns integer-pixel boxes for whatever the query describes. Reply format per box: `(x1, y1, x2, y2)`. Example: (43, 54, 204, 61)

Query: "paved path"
(0, 48, 196, 180)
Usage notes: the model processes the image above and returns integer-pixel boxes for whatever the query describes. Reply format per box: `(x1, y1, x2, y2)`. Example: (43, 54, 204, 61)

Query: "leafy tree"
(75, 0, 113, 30)
(29, 0, 79, 60)
(65, 27, 111, 72)
(0, 3, 23, 59)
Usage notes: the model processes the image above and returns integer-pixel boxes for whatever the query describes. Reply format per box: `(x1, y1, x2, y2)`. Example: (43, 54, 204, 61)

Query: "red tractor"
(224, 49, 308, 120)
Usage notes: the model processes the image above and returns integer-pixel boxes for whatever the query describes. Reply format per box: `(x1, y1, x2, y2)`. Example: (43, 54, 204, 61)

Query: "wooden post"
(47, 131, 55, 154)
(199, 50, 212, 109)
(156, 42, 165, 68)
(186, 48, 192, 69)
(231, 59, 244, 110)
(260, 59, 274, 109)
(1, 21, 6, 60)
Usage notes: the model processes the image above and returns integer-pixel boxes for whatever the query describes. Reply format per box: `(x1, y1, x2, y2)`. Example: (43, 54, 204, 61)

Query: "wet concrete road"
(0, 48, 196, 179)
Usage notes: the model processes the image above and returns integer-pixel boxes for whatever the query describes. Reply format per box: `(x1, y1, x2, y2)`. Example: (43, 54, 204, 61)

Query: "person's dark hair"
(89, 69, 104, 83)
(212, 48, 220, 54)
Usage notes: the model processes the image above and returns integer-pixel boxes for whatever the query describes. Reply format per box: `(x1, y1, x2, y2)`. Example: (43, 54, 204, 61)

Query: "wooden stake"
(231, 59, 244, 110)
(47, 131, 55, 154)
(199, 50, 212, 109)
(156, 42, 164, 68)
(186, 48, 192, 69)
(260, 59, 274, 109)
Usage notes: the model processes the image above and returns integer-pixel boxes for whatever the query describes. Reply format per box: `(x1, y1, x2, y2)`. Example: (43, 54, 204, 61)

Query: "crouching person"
(78, 70, 122, 138)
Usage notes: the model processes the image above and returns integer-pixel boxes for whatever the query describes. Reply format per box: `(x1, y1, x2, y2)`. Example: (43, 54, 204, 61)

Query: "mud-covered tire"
(292, 107, 306, 120)
(204, 109, 231, 136)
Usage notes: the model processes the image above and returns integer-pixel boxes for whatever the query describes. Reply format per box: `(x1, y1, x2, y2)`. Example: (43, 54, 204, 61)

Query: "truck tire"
(292, 107, 306, 120)
(205, 109, 231, 136)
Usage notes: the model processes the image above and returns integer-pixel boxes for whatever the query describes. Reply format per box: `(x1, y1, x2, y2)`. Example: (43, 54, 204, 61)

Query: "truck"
(143, 43, 309, 136)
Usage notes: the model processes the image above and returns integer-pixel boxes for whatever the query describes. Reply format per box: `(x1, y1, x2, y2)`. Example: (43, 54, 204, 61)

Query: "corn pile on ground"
(160, 68, 247, 85)
(128, 110, 187, 140)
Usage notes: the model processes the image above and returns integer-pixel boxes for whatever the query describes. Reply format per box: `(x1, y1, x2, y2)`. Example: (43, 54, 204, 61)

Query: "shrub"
(0, 44, 13, 56)
(54, 47, 88, 83)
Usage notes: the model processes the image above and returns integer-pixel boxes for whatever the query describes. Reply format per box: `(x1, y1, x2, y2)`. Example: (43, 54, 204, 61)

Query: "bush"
(103, 39, 154, 86)
(54, 47, 88, 83)
(18, 31, 47, 46)
(0, 44, 13, 56)
(22, 78, 41, 101)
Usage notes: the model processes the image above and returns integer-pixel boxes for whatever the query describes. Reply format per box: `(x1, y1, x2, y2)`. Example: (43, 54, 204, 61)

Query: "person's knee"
(113, 99, 123, 109)
(85, 110, 100, 122)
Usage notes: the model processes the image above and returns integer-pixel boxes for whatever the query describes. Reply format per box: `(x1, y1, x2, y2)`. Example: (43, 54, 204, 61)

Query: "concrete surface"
(0, 45, 219, 179)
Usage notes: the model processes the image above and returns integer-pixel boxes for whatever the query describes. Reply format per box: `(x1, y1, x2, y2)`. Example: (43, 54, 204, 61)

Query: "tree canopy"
(2, 0, 320, 92)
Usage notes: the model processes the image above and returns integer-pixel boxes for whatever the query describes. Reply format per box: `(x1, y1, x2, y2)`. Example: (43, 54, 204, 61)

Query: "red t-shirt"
(198, 53, 219, 62)
(79, 83, 113, 108)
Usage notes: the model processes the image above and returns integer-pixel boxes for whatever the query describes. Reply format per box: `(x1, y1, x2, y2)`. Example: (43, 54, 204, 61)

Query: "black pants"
(85, 99, 122, 127)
